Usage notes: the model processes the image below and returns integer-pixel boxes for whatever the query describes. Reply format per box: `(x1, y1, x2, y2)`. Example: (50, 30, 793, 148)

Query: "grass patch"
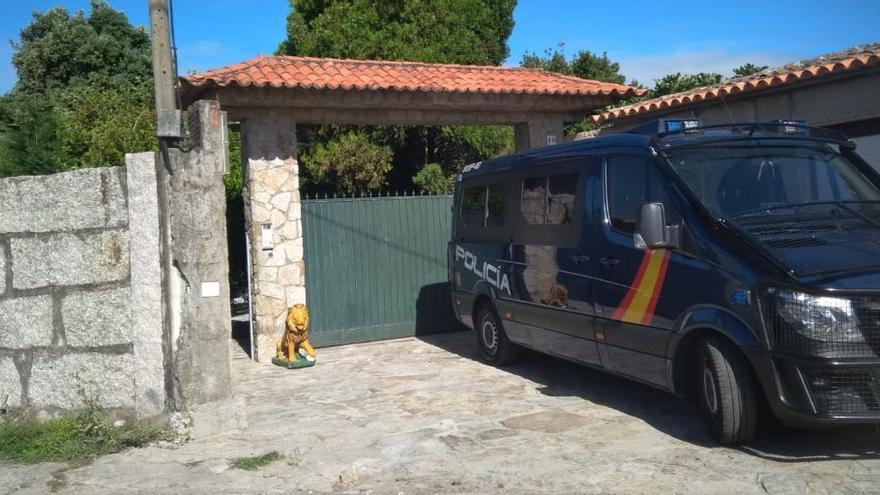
(0, 411, 161, 464)
(230, 450, 283, 470)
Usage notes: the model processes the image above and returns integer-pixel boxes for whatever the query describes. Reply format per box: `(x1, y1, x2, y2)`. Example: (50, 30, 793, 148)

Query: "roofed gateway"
(181, 55, 642, 362)
(182, 55, 643, 149)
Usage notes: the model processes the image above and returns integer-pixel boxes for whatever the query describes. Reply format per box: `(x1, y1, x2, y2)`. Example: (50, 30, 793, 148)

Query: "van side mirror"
(634, 202, 680, 250)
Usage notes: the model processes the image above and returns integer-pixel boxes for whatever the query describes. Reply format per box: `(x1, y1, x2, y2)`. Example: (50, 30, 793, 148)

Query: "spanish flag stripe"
(640, 251, 670, 325)
(612, 250, 671, 325)
(619, 251, 666, 323)
(611, 250, 653, 320)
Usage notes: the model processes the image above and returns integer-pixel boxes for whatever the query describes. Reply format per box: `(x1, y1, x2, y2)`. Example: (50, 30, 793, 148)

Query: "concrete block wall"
(0, 160, 165, 419)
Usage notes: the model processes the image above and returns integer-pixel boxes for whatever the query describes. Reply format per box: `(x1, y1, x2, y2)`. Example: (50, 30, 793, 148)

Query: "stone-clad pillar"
(240, 111, 306, 363)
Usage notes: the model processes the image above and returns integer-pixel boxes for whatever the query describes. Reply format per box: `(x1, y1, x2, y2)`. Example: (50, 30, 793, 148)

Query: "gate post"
(240, 111, 307, 363)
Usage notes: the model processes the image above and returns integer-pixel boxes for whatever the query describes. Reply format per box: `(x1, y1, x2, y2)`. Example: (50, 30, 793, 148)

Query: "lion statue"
(276, 303, 316, 363)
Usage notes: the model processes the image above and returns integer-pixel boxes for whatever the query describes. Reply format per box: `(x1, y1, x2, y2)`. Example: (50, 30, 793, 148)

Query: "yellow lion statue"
(276, 304, 316, 363)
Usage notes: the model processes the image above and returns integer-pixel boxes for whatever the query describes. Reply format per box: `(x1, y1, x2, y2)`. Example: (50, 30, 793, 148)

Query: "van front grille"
(803, 367, 880, 416)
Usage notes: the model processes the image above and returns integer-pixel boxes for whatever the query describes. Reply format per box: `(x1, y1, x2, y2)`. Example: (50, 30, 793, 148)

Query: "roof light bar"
(625, 118, 702, 136)
(769, 119, 809, 134)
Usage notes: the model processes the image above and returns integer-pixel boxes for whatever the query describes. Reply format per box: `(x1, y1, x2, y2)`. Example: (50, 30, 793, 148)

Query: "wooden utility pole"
(149, 0, 180, 138)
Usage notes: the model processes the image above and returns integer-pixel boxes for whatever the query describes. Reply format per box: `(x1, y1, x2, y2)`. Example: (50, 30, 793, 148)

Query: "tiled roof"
(592, 43, 880, 124)
(182, 55, 643, 98)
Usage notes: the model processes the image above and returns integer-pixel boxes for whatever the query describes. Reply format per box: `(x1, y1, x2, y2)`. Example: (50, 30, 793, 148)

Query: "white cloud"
(617, 49, 797, 87)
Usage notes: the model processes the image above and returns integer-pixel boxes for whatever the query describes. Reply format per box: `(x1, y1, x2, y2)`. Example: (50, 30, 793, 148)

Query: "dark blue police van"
(449, 120, 880, 444)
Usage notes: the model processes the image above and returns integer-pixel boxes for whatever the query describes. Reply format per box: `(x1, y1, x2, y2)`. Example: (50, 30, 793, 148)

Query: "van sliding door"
(497, 156, 602, 366)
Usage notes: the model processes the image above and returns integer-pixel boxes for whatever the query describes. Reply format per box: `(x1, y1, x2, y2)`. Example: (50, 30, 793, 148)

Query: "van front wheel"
(475, 305, 519, 366)
(697, 336, 757, 445)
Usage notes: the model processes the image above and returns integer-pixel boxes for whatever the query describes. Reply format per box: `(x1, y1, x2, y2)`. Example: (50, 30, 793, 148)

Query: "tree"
(732, 63, 768, 77)
(301, 130, 393, 193)
(652, 72, 723, 97)
(521, 46, 626, 84)
(279, 0, 516, 66)
(412, 163, 450, 194)
(11, 0, 152, 93)
(278, 0, 519, 195)
(0, 94, 68, 177)
(0, 1, 155, 177)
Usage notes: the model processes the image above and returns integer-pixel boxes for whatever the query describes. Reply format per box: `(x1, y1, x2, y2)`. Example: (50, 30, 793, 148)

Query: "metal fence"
(301, 193, 459, 346)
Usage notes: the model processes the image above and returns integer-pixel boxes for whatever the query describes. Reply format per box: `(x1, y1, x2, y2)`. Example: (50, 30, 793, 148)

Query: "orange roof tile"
(182, 55, 644, 98)
(591, 44, 880, 124)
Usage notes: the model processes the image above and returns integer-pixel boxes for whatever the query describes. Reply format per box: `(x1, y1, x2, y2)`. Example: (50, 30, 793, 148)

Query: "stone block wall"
(0, 160, 164, 419)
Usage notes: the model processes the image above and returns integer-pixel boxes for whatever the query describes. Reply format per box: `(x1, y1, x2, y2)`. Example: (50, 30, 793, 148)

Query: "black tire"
(475, 304, 520, 366)
(697, 336, 757, 445)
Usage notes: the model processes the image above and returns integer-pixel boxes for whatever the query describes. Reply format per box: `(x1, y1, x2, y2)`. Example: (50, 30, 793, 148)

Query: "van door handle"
(599, 256, 620, 268)
(570, 254, 590, 265)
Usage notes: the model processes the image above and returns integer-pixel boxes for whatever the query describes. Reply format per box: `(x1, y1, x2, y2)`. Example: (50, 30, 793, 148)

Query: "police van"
(449, 120, 880, 444)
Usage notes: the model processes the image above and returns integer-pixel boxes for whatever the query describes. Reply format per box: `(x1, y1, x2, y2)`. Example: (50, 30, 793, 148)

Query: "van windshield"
(664, 143, 880, 218)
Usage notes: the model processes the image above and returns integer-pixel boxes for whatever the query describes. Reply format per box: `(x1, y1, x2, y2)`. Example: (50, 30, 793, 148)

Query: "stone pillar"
(514, 115, 565, 151)
(125, 153, 166, 418)
(162, 100, 234, 407)
(240, 111, 306, 363)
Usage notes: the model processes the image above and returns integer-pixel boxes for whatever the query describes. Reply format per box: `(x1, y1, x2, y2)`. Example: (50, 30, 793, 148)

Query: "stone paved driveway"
(2, 331, 880, 494)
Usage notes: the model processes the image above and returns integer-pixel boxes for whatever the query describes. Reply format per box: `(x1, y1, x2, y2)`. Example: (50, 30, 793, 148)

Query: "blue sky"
(2, 0, 879, 93)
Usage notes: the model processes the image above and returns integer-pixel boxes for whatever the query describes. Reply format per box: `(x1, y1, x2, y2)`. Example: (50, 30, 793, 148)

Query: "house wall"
(0, 160, 165, 420)
(594, 72, 880, 134)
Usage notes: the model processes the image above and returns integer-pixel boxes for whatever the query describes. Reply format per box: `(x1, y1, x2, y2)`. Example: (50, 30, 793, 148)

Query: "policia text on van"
(449, 120, 880, 445)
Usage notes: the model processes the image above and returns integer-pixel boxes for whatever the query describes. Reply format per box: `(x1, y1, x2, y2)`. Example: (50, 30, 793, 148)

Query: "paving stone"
(4, 333, 880, 493)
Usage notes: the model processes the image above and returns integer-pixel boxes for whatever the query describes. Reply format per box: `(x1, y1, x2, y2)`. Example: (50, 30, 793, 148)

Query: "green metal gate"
(301, 194, 457, 346)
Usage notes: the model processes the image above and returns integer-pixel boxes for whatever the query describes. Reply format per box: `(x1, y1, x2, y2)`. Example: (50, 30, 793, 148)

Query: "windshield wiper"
(727, 200, 880, 221)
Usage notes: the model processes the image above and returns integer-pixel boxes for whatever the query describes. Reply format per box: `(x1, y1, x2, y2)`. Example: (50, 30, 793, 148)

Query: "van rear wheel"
(475, 305, 519, 366)
(697, 336, 757, 445)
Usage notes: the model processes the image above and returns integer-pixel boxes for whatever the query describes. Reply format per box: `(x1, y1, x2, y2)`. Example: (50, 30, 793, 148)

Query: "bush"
(300, 130, 393, 194)
(413, 163, 451, 194)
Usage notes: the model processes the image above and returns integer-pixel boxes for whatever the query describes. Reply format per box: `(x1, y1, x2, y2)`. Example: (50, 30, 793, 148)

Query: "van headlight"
(773, 289, 864, 343)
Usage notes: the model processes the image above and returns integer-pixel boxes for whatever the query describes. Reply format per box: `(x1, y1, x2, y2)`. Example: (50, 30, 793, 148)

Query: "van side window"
(607, 156, 680, 234)
(521, 173, 578, 225)
(461, 183, 505, 228)
(461, 186, 486, 227)
(486, 184, 505, 226)
(521, 177, 546, 224)
(548, 174, 577, 225)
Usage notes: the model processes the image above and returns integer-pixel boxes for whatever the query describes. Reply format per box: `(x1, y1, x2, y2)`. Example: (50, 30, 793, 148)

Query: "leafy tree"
(412, 163, 450, 194)
(0, 1, 155, 177)
(278, 0, 518, 195)
(224, 128, 244, 199)
(652, 72, 723, 97)
(11, 0, 152, 93)
(0, 94, 68, 177)
(732, 63, 768, 77)
(55, 83, 155, 168)
(521, 45, 626, 84)
(301, 130, 393, 193)
(279, 0, 515, 65)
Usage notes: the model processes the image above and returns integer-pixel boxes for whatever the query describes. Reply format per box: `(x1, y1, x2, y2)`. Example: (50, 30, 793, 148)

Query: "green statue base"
(272, 355, 316, 369)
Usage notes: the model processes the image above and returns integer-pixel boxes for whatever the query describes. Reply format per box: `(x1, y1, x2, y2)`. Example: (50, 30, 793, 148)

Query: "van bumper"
(752, 349, 880, 427)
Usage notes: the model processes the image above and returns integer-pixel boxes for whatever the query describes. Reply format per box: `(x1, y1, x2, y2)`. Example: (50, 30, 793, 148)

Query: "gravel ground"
(2, 331, 879, 494)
